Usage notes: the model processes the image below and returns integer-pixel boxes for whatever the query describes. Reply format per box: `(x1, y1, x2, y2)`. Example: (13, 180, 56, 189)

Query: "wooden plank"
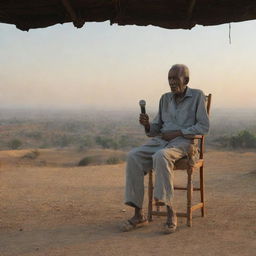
(152, 211, 187, 218)
(174, 186, 200, 191)
(194, 159, 204, 168)
(191, 203, 203, 211)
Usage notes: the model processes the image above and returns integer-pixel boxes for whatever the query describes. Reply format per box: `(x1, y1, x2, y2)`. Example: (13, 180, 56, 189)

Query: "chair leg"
(187, 168, 193, 227)
(148, 170, 153, 222)
(200, 166, 205, 217)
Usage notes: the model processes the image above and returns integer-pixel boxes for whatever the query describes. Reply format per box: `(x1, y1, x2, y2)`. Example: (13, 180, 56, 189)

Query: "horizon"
(0, 103, 256, 117)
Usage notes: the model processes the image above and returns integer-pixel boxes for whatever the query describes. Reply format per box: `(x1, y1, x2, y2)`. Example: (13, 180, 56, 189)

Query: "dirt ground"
(0, 150, 255, 256)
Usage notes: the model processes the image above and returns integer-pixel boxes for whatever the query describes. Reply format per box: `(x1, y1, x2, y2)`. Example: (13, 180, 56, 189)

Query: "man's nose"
(170, 80, 176, 86)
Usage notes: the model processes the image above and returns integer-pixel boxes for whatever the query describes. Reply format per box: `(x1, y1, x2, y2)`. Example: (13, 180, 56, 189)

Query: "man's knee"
(153, 148, 180, 165)
(152, 149, 168, 162)
(126, 147, 144, 164)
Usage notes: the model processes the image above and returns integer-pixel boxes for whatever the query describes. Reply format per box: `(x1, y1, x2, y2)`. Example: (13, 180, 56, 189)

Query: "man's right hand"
(139, 114, 150, 131)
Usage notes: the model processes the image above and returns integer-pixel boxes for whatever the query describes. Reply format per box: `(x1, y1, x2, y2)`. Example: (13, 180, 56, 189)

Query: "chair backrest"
(199, 94, 212, 159)
(206, 94, 212, 115)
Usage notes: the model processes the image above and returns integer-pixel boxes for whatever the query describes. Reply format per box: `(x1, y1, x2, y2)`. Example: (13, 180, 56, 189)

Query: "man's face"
(168, 68, 187, 95)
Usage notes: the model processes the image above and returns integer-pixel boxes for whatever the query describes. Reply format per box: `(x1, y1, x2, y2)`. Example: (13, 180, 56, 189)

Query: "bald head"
(169, 64, 189, 84)
(168, 64, 190, 95)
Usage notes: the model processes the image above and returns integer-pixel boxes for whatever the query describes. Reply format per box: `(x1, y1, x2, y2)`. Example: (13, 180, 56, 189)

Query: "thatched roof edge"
(0, 0, 255, 31)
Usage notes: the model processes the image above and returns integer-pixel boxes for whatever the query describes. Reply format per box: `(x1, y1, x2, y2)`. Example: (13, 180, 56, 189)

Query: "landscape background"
(1, 107, 256, 167)
(1, 18, 256, 256)
(1, 107, 256, 256)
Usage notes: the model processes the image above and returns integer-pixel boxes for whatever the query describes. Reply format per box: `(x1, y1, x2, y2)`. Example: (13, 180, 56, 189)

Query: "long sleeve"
(146, 96, 163, 137)
(181, 91, 209, 135)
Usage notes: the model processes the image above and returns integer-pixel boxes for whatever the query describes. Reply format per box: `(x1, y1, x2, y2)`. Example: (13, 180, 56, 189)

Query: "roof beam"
(187, 0, 196, 20)
(61, 0, 85, 28)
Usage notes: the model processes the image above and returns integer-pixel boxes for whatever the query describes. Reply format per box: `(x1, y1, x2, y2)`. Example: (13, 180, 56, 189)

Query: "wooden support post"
(148, 170, 153, 222)
(187, 167, 193, 227)
(200, 166, 205, 217)
(61, 0, 85, 28)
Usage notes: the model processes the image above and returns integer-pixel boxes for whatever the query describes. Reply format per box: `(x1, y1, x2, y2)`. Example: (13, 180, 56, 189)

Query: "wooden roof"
(0, 0, 255, 31)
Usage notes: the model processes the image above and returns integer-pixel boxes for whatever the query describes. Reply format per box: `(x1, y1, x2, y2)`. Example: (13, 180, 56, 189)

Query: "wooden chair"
(147, 94, 212, 227)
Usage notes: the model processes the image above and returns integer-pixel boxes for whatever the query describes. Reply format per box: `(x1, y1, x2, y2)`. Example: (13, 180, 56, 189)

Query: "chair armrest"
(183, 134, 203, 139)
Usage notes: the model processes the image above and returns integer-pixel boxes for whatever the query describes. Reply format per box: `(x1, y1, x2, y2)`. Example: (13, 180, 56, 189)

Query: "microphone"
(139, 100, 146, 114)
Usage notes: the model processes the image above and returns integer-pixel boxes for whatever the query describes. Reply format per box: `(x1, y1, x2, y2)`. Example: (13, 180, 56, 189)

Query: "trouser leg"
(153, 147, 186, 206)
(125, 139, 167, 208)
(125, 148, 154, 208)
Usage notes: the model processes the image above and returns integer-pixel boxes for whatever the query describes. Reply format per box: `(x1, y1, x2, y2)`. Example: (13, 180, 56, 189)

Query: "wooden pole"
(148, 170, 153, 222)
(187, 167, 193, 227)
(187, 0, 196, 20)
(61, 0, 85, 28)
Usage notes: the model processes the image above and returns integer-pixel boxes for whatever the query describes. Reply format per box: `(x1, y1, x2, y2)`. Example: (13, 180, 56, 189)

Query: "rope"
(229, 23, 232, 44)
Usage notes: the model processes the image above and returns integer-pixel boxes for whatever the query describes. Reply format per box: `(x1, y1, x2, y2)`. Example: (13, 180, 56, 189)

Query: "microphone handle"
(140, 106, 146, 114)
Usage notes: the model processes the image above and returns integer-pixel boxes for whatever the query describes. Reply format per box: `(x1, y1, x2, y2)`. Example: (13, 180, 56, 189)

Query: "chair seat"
(174, 157, 204, 170)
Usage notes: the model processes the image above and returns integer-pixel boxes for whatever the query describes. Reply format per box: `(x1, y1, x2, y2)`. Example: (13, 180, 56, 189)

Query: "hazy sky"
(0, 20, 256, 110)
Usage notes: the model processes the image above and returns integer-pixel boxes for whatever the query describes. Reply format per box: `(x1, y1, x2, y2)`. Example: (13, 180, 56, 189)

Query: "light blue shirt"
(147, 87, 209, 137)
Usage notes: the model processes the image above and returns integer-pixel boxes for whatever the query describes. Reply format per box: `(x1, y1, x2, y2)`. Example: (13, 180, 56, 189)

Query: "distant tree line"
(0, 116, 147, 151)
(5, 133, 146, 151)
(215, 130, 256, 149)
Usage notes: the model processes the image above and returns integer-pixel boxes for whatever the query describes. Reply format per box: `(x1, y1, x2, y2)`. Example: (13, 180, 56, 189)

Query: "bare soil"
(0, 150, 255, 256)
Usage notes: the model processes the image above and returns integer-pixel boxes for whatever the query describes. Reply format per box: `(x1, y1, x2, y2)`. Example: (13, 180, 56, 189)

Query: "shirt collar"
(170, 86, 192, 99)
(184, 87, 192, 97)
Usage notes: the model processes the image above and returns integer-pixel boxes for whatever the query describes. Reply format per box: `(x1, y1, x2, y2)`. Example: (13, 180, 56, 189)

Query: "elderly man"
(122, 64, 209, 234)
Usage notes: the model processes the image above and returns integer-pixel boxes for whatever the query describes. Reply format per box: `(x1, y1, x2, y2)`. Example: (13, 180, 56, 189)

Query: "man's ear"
(184, 77, 189, 85)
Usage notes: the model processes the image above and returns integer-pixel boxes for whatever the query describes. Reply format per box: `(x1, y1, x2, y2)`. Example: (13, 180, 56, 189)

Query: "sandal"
(163, 214, 177, 234)
(163, 222, 177, 234)
(120, 217, 148, 232)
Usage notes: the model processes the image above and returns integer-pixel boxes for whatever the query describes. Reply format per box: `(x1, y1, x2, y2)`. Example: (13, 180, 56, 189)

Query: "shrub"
(25, 131, 42, 140)
(79, 136, 95, 149)
(106, 157, 120, 165)
(9, 139, 22, 149)
(95, 136, 120, 149)
(78, 156, 94, 166)
(52, 134, 73, 147)
(106, 155, 125, 165)
(216, 130, 256, 149)
(22, 150, 40, 159)
(230, 130, 256, 148)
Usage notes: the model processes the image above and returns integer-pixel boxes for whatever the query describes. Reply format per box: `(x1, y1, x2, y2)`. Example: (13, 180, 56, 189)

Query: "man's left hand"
(161, 131, 183, 141)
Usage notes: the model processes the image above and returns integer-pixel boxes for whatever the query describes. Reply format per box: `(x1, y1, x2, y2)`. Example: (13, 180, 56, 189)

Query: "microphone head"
(139, 100, 146, 107)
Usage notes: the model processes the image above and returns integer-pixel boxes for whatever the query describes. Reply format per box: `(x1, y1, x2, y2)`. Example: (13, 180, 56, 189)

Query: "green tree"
(95, 136, 119, 149)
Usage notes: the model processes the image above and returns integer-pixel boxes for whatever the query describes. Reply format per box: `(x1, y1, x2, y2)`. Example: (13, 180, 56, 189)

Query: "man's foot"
(163, 221, 177, 234)
(120, 215, 148, 232)
(163, 206, 177, 234)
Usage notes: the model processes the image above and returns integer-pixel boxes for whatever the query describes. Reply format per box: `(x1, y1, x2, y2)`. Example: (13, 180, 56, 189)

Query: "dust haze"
(1, 106, 256, 152)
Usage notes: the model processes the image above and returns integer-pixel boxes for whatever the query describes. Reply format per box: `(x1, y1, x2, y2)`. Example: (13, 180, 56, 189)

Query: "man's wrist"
(144, 124, 150, 133)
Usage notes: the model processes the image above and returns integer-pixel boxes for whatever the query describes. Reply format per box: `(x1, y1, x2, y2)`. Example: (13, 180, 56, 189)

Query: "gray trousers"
(125, 136, 191, 208)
